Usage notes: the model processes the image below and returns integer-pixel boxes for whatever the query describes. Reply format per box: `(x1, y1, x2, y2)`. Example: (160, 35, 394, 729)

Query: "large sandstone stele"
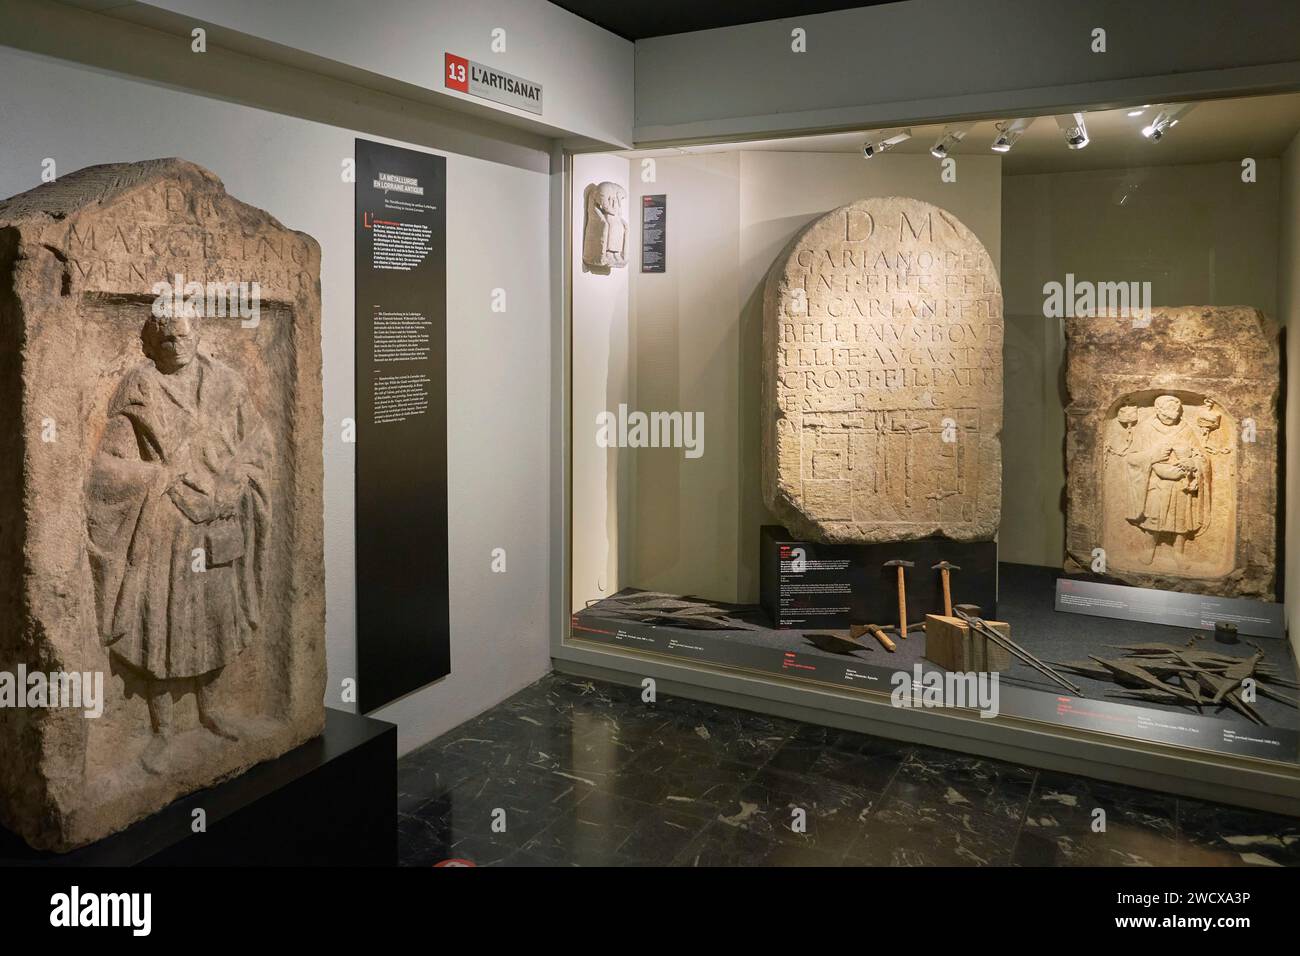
(0, 159, 325, 851)
(762, 197, 1003, 544)
(1063, 306, 1279, 599)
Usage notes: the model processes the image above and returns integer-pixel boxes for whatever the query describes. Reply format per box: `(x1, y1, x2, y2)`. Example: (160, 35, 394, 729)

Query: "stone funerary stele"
(762, 197, 1003, 544)
(0, 159, 325, 851)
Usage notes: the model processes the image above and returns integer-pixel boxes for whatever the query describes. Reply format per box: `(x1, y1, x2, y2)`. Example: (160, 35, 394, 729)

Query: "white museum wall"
(1000, 160, 1281, 568)
(1282, 131, 1300, 661)
(100, 0, 635, 147)
(605, 151, 1002, 604)
(571, 153, 631, 611)
(633, 0, 1300, 143)
(0, 47, 554, 754)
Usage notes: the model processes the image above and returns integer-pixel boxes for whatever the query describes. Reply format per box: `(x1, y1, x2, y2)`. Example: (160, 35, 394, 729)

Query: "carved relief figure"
(86, 309, 272, 773)
(1121, 395, 1208, 565)
(581, 181, 627, 271)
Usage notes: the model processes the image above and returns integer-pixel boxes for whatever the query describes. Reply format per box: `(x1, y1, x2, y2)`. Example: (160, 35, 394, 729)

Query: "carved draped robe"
(1123, 414, 1208, 537)
(86, 353, 271, 680)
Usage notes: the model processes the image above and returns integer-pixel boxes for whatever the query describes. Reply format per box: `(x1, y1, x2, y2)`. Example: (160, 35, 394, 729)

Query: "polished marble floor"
(397, 672, 1300, 867)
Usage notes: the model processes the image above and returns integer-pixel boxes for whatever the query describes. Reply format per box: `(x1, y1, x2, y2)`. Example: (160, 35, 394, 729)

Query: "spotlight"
(1055, 112, 1090, 150)
(990, 117, 1034, 153)
(930, 123, 973, 159)
(862, 128, 912, 158)
(1142, 103, 1196, 142)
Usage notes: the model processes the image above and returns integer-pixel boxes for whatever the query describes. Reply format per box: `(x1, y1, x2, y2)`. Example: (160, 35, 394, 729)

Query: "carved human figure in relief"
(1121, 395, 1208, 565)
(581, 181, 627, 270)
(86, 309, 272, 773)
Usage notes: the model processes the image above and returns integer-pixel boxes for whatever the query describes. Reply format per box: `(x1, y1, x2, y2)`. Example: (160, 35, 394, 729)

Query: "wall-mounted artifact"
(762, 197, 1004, 544)
(1063, 307, 1279, 599)
(581, 181, 627, 273)
(0, 159, 325, 850)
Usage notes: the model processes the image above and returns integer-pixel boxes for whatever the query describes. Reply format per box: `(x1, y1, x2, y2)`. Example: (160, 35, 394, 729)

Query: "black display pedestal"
(0, 708, 396, 867)
(760, 524, 998, 629)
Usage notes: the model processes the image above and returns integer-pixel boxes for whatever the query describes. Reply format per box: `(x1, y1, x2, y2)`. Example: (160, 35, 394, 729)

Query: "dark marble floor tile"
(886, 746, 1035, 827)
(1176, 798, 1300, 867)
(517, 806, 639, 868)
(616, 806, 711, 865)
(1012, 827, 1182, 866)
(679, 820, 843, 867)
(396, 749, 486, 812)
(1014, 770, 1181, 865)
(764, 732, 907, 793)
(394, 669, 1300, 868)
(396, 808, 455, 866)
(602, 744, 760, 817)
(649, 697, 801, 763)
(524, 710, 666, 778)
(713, 766, 878, 854)
(427, 713, 557, 769)
(846, 796, 1016, 866)
(420, 762, 589, 850)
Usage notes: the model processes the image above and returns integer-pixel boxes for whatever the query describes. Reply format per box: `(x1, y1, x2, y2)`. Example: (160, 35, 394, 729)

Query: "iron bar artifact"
(952, 604, 1084, 695)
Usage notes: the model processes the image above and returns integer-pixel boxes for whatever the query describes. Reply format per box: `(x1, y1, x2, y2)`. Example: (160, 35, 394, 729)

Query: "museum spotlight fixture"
(862, 127, 912, 158)
(929, 123, 973, 159)
(1054, 112, 1090, 149)
(990, 117, 1034, 153)
(1142, 103, 1196, 142)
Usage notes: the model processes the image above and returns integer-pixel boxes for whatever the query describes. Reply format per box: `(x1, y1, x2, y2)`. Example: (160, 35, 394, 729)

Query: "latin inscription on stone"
(761, 197, 1003, 543)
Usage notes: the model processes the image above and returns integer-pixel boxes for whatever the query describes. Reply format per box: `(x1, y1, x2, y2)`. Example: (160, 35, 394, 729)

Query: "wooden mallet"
(883, 559, 914, 638)
(932, 560, 960, 618)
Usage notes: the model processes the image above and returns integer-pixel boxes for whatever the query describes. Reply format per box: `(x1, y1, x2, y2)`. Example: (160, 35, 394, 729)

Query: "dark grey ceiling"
(550, 1, 903, 41)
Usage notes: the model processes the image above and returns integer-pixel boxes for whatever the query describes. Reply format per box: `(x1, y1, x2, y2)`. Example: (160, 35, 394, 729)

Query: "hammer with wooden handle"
(883, 559, 914, 638)
(850, 623, 896, 652)
(931, 560, 960, 618)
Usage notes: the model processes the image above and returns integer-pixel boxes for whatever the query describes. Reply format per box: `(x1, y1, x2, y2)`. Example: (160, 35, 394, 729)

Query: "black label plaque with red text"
(355, 138, 449, 712)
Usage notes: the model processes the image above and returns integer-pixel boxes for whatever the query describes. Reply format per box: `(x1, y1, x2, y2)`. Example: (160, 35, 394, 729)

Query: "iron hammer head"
(954, 603, 981, 616)
(932, 561, 961, 571)
(884, 559, 915, 569)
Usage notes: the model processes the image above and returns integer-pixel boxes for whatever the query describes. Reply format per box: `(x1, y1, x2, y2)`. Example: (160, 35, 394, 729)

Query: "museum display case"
(562, 90, 1300, 809)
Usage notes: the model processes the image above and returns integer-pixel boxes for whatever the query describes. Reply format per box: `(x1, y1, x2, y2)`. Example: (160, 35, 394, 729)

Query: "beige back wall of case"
(1001, 160, 1281, 569)
(618, 152, 1002, 605)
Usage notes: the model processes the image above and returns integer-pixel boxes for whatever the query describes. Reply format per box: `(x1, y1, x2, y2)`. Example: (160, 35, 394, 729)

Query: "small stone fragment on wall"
(581, 181, 627, 273)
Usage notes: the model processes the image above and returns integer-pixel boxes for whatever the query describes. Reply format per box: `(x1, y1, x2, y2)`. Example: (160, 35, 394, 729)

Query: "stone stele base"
(0, 159, 325, 851)
(1063, 306, 1280, 600)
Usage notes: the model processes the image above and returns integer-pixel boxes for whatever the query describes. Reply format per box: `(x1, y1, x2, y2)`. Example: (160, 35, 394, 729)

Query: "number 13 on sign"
(445, 53, 469, 91)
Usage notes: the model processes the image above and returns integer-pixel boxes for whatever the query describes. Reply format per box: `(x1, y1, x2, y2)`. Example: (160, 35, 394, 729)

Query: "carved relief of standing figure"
(581, 181, 627, 271)
(86, 309, 272, 774)
(1122, 395, 1208, 566)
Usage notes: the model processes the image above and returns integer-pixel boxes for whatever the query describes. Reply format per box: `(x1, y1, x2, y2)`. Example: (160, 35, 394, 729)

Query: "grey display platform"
(571, 563, 1298, 764)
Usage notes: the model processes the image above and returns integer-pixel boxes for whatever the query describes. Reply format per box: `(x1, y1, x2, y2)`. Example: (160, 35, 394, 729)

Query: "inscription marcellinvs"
(761, 197, 1003, 544)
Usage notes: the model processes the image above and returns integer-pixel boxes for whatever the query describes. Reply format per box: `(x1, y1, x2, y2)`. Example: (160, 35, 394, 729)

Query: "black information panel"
(354, 138, 449, 712)
(759, 525, 997, 629)
(641, 193, 666, 273)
